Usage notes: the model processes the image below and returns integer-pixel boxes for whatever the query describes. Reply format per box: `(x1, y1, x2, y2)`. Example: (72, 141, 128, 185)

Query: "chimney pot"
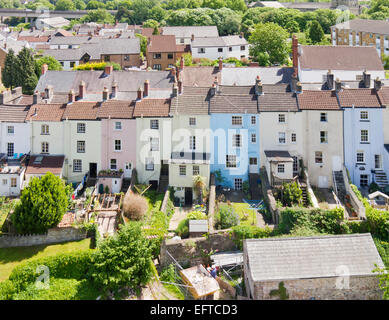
(137, 87, 143, 100)
(218, 57, 223, 71)
(255, 78, 263, 96)
(33, 91, 39, 105)
(335, 78, 342, 92)
(104, 65, 113, 75)
(79, 81, 86, 99)
(68, 89, 75, 103)
(374, 77, 382, 91)
(326, 70, 334, 90)
(112, 81, 118, 98)
(296, 81, 302, 93)
(102, 87, 109, 101)
(363, 70, 371, 88)
(144, 79, 149, 97)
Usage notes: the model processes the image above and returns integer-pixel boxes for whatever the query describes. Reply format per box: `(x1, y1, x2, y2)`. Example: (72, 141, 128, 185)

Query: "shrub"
(278, 182, 303, 207)
(11, 172, 69, 234)
(175, 211, 207, 238)
(231, 225, 273, 249)
(369, 182, 381, 194)
(216, 204, 239, 229)
(143, 210, 170, 257)
(123, 193, 148, 221)
(0, 280, 16, 300)
(89, 222, 152, 293)
(73, 61, 121, 71)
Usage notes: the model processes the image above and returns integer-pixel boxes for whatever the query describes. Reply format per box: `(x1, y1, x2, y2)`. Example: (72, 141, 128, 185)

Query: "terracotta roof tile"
(337, 88, 382, 108)
(259, 92, 298, 112)
(133, 98, 170, 117)
(181, 66, 221, 87)
(377, 87, 389, 106)
(97, 100, 135, 119)
(0, 105, 30, 122)
(298, 90, 340, 110)
(26, 104, 66, 121)
(147, 35, 184, 53)
(62, 101, 99, 120)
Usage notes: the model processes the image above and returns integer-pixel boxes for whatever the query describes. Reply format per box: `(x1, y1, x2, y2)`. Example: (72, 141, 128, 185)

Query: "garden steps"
(120, 178, 131, 193)
(158, 175, 169, 193)
(300, 182, 309, 207)
(374, 170, 389, 188)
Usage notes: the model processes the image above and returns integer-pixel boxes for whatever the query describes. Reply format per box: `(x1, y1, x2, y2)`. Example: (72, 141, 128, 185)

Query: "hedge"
(231, 225, 273, 250)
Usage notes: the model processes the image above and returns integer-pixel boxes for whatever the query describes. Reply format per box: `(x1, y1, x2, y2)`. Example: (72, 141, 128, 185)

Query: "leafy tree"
(25, 0, 55, 10)
(86, 0, 106, 10)
(81, 9, 115, 24)
(249, 22, 289, 65)
(73, 0, 86, 10)
(149, 5, 168, 22)
(279, 182, 303, 207)
(285, 20, 299, 35)
(226, 0, 247, 12)
(15, 47, 37, 94)
(216, 204, 240, 229)
(11, 173, 69, 235)
(306, 20, 324, 44)
(383, 54, 389, 70)
(136, 33, 147, 57)
(35, 55, 63, 78)
(374, 267, 389, 300)
(89, 222, 152, 293)
(2, 49, 18, 89)
(209, 7, 241, 36)
(152, 25, 160, 35)
(55, 0, 76, 11)
(143, 19, 159, 28)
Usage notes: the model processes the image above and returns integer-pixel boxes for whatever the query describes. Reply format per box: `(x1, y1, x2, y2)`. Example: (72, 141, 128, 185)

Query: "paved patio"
(168, 207, 193, 232)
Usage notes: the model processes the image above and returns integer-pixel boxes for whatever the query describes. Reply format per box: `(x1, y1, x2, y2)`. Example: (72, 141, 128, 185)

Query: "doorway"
(249, 157, 258, 173)
(124, 162, 132, 178)
(185, 187, 193, 206)
(89, 163, 97, 178)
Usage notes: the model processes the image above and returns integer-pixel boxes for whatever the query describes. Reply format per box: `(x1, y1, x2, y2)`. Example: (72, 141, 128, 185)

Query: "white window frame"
(189, 136, 196, 151)
(189, 117, 196, 126)
(251, 133, 256, 143)
(10, 177, 17, 188)
(251, 116, 256, 125)
(232, 134, 241, 148)
(291, 133, 297, 143)
(360, 111, 369, 120)
(73, 159, 82, 172)
(360, 129, 369, 143)
(110, 159, 117, 170)
(115, 121, 122, 130)
(356, 151, 364, 164)
(234, 178, 243, 190)
(320, 131, 328, 143)
(179, 165, 186, 176)
(320, 113, 327, 122)
(7, 126, 14, 135)
(226, 155, 237, 168)
(277, 164, 285, 173)
(278, 114, 286, 123)
(150, 119, 159, 129)
(193, 165, 200, 176)
(150, 137, 159, 151)
(41, 124, 49, 135)
(145, 157, 154, 171)
(77, 123, 86, 133)
(278, 132, 286, 144)
(232, 116, 242, 126)
(41, 142, 49, 154)
(77, 140, 85, 153)
(114, 139, 122, 151)
(315, 151, 323, 164)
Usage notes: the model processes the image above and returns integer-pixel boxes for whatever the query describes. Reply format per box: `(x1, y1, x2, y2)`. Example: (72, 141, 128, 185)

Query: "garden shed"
(243, 234, 385, 300)
(189, 220, 208, 238)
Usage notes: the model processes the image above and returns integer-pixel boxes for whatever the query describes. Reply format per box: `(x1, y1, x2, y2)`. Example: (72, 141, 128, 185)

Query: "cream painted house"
(133, 98, 172, 190)
(169, 87, 211, 205)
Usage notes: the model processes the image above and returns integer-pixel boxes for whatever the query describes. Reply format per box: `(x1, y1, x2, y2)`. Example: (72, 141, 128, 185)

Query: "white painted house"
(191, 35, 249, 61)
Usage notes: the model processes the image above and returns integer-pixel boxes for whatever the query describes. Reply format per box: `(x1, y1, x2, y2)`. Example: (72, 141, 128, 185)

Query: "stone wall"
(216, 276, 236, 298)
(0, 227, 87, 248)
(160, 189, 170, 214)
(260, 167, 280, 224)
(253, 275, 382, 300)
(160, 230, 237, 267)
(208, 184, 216, 232)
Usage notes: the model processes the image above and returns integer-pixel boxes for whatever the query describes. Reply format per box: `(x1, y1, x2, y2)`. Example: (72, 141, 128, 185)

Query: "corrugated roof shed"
(244, 234, 385, 282)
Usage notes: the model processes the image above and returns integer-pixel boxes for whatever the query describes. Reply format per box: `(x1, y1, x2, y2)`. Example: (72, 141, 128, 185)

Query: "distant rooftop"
(332, 19, 389, 35)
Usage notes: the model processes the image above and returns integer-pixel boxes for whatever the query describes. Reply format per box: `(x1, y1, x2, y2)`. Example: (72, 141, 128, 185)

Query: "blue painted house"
(339, 88, 386, 188)
(209, 86, 260, 190)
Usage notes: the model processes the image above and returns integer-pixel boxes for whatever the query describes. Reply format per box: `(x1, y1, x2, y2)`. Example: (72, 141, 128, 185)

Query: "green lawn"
(231, 203, 257, 227)
(0, 238, 91, 282)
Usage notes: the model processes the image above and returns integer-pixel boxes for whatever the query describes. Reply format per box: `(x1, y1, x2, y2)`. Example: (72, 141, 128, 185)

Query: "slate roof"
(181, 66, 221, 87)
(332, 19, 389, 35)
(162, 26, 219, 38)
(258, 92, 298, 112)
(210, 94, 258, 114)
(337, 88, 382, 108)
(62, 101, 99, 120)
(147, 35, 185, 53)
(171, 87, 210, 115)
(49, 35, 95, 45)
(35, 70, 174, 94)
(26, 104, 66, 121)
(298, 90, 340, 110)
(97, 100, 135, 119)
(221, 67, 294, 86)
(244, 234, 385, 281)
(218, 85, 255, 95)
(264, 150, 293, 161)
(133, 98, 170, 117)
(0, 105, 30, 122)
(299, 45, 384, 71)
(26, 155, 65, 175)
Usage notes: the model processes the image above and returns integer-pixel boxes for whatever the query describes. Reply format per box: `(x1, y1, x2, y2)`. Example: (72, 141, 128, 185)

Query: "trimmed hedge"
(231, 225, 273, 250)
(8, 250, 94, 292)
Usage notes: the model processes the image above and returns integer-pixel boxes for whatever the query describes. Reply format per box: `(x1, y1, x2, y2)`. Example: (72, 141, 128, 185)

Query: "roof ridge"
(245, 233, 372, 242)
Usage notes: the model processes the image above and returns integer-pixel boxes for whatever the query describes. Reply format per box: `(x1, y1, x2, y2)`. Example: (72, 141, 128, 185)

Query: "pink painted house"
(98, 100, 136, 185)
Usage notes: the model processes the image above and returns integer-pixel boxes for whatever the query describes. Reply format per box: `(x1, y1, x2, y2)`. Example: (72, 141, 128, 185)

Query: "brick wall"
(0, 227, 87, 248)
(253, 276, 382, 300)
(147, 52, 183, 70)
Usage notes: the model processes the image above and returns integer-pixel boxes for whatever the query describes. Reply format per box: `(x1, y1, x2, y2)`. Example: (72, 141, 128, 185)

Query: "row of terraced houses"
(0, 39, 389, 206)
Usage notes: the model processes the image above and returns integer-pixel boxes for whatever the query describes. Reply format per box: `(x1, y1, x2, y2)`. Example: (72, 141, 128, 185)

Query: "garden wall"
(160, 230, 237, 267)
(260, 167, 280, 224)
(0, 227, 87, 248)
(160, 189, 170, 214)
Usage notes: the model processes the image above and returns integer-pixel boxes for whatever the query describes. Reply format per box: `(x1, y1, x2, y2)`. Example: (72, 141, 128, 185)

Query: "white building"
(191, 35, 249, 61)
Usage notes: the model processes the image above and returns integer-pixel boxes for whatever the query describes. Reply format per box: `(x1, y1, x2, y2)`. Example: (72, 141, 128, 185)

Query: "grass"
(161, 283, 185, 300)
(0, 238, 91, 282)
(231, 203, 257, 227)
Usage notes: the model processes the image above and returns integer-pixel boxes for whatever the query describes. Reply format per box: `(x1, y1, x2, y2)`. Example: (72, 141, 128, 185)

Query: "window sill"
(360, 120, 370, 122)
(360, 142, 370, 144)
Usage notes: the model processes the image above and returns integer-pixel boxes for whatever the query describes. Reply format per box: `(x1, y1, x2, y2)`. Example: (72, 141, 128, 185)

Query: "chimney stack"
(255, 76, 263, 96)
(79, 81, 86, 99)
(213, 76, 219, 93)
(104, 65, 113, 75)
(137, 87, 143, 100)
(68, 89, 75, 103)
(210, 83, 216, 97)
(112, 81, 118, 98)
(292, 35, 298, 71)
(44, 85, 53, 100)
(41, 63, 48, 75)
(102, 87, 109, 101)
(178, 80, 183, 94)
(291, 68, 298, 92)
(335, 78, 342, 92)
(191, 34, 194, 41)
(33, 91, 39, 105)
(326, 70, 334, 90)
(218, 57, 223, 71)
(172, 84, 178, 97)
(296, 81, 302, 93)
(363, 70, 371, 88)
(374, 77, 382, 91)
(180, 56, 184, 70)
(144, 80, 149, 97)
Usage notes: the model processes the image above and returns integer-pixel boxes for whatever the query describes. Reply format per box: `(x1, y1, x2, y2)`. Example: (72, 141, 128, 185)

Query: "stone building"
(243, 234, 385, 300)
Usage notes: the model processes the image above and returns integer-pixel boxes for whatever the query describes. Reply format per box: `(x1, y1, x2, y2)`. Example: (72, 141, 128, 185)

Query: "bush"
(73, 61, 121, 71)
(216, 204, 239, 229)
(175, 211, 207, 238)
(8, 250, 94, 292)
(123, 193, 148, 221)
(369, 182, 381, 194)
(11, 172, 69, 234)
(277, 182, 303, 207)
(231, 225, 273, 249)
(143, 210, 170, 258)
(0, 280, 17, 300)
